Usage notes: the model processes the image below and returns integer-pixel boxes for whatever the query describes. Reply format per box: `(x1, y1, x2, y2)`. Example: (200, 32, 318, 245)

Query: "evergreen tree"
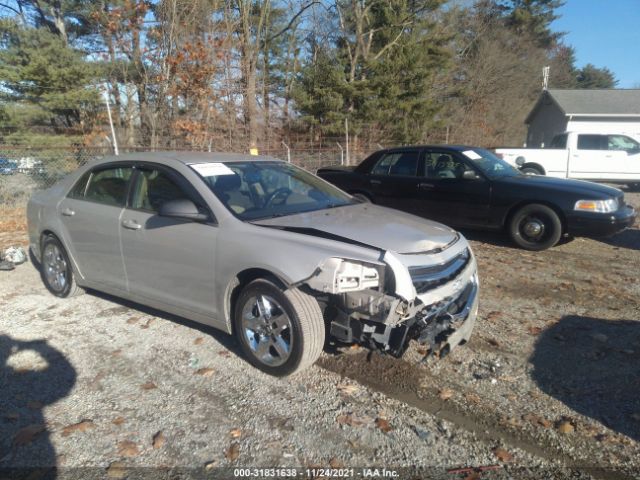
(0, 18, 101, 144)
(575, 64, 618, 89)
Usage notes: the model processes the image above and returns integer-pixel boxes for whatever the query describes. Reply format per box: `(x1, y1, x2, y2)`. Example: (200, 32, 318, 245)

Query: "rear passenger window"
(550, 134, 567, 149)
(84, 167, 132, 207)
(371, 152, 419, 176)
(577, 134, 605, 150)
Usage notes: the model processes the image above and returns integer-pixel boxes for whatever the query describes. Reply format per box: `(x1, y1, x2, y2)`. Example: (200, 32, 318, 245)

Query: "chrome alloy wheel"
(240, 294, 293, 367)
(43, 243, 68, 293)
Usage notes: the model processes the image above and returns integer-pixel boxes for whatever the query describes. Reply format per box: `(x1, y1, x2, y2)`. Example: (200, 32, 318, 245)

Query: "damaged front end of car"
(303, 241, 479, 359)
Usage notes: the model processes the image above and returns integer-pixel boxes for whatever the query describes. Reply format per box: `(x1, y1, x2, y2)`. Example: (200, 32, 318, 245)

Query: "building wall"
(566, 117, 640, 138)
(526, 102, 567, 147)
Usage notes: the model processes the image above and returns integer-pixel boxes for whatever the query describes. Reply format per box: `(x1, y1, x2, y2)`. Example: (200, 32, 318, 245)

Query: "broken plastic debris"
(2, 246, 27, 265)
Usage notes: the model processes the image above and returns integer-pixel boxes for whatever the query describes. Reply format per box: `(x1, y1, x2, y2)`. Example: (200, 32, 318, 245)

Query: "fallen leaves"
(527, 326, 542, 336)
(14, 424, 46, 446)
(329, 457, 345, 468)
(218, 350, 231, 357)
(140, 318, 155, 329)
(152, 431, 165, 449)
(117, 440, 140, 457)
(194, 337, 204, 345)
(112, 417, 125, 426)
(522, 413, 552, 429)
(61, 420, 95, 437)
(557, 420, 575, 434)
(224, 442, 240, 462)
(374, 417, 393, 433)
(492, 447, 513, 462)
(141, 382, 157, 391)
(106, 462, 128, 479)
(438, 387, 455, 401)
(229, 428, 242, 439)
(464, 393, 481, 404)
(194, 368, 215, 377)
(336, 413, 370, 427)
(336, 383, 360, 396)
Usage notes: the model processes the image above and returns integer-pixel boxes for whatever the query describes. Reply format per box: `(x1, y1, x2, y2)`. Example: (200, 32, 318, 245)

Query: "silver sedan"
(28, 152, 479, 376)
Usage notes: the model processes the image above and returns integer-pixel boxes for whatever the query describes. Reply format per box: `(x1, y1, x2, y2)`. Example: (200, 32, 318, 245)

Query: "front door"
(119, 164, 219, 320)
(570, 134, 626, 180)
(58, 165, 132, 292)
(414, 150, 491, 228)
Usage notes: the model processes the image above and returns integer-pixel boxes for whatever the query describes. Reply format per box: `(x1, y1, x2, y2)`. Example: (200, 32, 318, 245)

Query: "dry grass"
(0, 207, 28, 249)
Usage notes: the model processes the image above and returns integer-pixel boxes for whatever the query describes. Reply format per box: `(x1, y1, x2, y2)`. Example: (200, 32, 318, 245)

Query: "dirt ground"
(0, 190, 638, 480)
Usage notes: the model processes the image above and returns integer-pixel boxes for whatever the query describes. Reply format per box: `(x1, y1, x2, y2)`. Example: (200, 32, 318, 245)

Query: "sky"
(551, 0, 640, 88)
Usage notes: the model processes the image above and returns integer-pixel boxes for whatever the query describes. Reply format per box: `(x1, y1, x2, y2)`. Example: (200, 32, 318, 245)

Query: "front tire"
(233, 279, 325, 376)
(40, 235, 84, 298)
(508, 204, 562, 251)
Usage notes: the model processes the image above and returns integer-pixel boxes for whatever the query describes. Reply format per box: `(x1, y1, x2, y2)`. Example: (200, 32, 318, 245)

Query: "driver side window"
(424, 153, 467, 180)
(607, 135, 639, 152)
(131, 168, 189, 212)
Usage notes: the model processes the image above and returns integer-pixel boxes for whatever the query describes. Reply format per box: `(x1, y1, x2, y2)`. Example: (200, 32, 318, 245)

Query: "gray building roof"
(526, 89, 640, 123)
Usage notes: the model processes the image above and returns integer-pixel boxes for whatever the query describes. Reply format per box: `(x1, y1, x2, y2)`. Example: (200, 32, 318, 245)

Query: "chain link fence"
(0, 144, 372, 244)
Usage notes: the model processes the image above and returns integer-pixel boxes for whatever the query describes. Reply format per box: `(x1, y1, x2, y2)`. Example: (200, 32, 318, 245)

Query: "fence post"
(281, 141, 291, 163)
(336, 143, 344, 165)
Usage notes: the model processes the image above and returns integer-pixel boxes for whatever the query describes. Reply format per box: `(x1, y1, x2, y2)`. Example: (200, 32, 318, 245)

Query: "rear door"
(119, 164, 219, 319)
(57, 164, 132, 292)
(414, 149, 491, 227)
(365, 150, 422, 211)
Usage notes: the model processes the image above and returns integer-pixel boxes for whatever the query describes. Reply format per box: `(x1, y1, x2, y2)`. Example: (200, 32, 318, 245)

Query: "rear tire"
(233, 279, 325, 376)
(520, 166, 543, 175)
(40, 235, 84, 298)
(508, 204, 562, 251)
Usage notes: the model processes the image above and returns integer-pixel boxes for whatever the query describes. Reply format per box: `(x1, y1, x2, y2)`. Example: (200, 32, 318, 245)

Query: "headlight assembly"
(574, 198, 618, 213)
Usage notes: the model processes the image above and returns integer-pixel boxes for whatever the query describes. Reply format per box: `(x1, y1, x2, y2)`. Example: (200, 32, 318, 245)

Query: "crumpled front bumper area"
(413, 275, 479, 357)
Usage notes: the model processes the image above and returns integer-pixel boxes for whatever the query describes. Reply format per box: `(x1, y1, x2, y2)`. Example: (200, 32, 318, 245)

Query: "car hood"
(496, 175, 622, 197)
(253, 203, 458, 254)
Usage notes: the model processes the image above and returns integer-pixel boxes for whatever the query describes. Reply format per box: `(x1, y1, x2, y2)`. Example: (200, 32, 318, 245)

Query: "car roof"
(380, 145, 481, 152)
(99, 151, 281, 165)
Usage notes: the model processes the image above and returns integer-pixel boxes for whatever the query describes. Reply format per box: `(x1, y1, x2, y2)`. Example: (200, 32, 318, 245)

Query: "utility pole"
(103, 85, 119, 156)
(542, 66, 550, 91)
(345, 117, 350, 165)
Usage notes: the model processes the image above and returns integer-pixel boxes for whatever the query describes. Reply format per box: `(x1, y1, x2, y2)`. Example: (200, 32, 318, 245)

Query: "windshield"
(191, 161, 355, 221)
(460, 148, 521, 178)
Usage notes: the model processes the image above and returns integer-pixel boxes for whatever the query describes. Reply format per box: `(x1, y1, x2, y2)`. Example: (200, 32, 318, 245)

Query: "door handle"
(61, 208, 75, 217)
(121, 219, 141, 230)
(418, 183, 434, 189)
(370, 179, 382, 185)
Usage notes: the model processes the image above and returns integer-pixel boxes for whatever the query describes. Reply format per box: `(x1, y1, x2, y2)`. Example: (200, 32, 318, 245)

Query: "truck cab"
(495, 132, 640, 186)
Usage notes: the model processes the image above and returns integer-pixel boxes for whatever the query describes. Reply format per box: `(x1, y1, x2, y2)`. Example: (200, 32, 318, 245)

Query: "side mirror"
(462, 170, 480, 180)
(158, 199, 209, 222)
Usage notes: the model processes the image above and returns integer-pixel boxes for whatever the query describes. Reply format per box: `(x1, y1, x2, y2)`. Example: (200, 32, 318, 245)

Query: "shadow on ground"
(0, 335, 76, 478)
(531, 315, 640, 441)
(599, 228, 640, 251)
(87, 289, 241, 355)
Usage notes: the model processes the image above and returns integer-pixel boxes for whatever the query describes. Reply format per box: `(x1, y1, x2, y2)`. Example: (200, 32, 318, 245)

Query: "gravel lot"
(1, 190, 638, 480)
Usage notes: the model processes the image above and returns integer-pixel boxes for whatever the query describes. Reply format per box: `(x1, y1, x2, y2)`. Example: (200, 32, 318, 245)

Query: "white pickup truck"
(495, 132, 640, 187)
